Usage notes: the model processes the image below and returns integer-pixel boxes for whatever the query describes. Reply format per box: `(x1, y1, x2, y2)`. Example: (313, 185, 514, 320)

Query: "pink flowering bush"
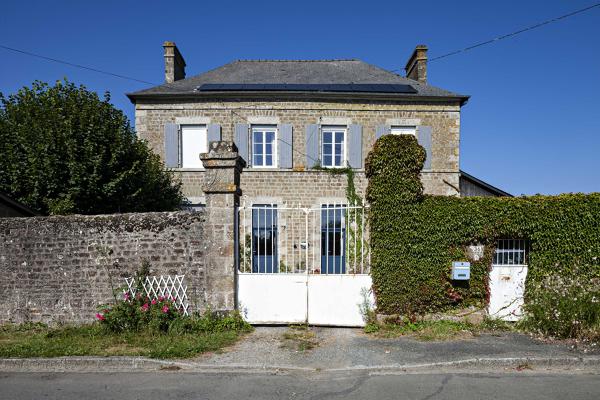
(97, 291, 181, 333)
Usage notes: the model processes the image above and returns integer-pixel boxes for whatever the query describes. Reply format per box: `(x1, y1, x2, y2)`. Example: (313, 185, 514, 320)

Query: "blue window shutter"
(305, 124, 320, 168)
(234, 123, 249, 164)
(207, 123, 221, 144)
(348, 124, 363, 169)
(164, 123, 179, 168)
(375, 124, 390, 140)
(417, 125, 432, 170)
(278, 124, 293, 168)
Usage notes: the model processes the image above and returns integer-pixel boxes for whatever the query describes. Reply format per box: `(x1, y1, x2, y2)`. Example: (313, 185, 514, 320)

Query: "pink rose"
(141, 303, 149, 312)
(123, 292, 130, 301)
(95, 313, 105, 321)
(158, 296, 165, 302)
(151, 299, 157, 305)
(162, 305, 169, 313)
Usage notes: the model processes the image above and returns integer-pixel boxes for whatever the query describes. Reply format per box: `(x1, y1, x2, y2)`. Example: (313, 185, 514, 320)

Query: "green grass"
(365, 318, 513, 341)
(280, 324, 319, 351)
(0, 322, 250, 359)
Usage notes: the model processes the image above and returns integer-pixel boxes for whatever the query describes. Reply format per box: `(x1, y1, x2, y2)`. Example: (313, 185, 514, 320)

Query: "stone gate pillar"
(200, 141, 245, 313)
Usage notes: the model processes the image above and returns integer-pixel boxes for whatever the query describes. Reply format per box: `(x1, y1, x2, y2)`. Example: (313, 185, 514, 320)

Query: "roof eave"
(460, 170, 513, 197)
(127, 91, 470, 105)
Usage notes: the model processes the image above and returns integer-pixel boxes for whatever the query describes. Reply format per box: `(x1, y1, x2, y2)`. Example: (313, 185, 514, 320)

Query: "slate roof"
(127, 59, 468, 103)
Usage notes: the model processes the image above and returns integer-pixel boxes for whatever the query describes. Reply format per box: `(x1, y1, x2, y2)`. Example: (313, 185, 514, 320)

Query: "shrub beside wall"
(366, 135, 600, 334)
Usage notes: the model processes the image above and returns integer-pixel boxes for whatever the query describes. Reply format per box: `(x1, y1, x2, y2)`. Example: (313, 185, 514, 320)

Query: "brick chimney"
(404, 45, 428, 84)
(163, 41, 186, 83)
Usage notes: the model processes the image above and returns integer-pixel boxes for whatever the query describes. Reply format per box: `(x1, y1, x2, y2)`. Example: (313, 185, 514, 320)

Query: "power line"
(429, 2, 600, 62)
(3, 3, 598, 88)
(0, 44, 158, 85)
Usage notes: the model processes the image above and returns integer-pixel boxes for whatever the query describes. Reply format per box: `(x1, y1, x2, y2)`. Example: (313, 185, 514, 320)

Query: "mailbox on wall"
(452, 261, 471, 280)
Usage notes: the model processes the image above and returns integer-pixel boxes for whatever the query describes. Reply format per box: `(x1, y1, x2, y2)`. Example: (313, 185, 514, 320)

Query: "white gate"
(488, 239, 529, 321)
(237, 203, 373, 326)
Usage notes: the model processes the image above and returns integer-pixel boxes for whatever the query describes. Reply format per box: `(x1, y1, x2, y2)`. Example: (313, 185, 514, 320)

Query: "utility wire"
(429, 2, 600, 62)
(2, 3, 599, 85)
(0, 44, 158, 85)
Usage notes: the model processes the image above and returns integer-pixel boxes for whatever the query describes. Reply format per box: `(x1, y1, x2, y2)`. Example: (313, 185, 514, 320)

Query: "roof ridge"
(234, 59, 360, 63)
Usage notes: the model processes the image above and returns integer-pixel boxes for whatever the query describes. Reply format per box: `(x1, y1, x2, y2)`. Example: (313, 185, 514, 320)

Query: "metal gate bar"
(238, 203, 370, 275)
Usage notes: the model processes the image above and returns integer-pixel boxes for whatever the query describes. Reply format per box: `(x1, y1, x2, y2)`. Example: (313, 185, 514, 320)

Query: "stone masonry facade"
(0, 212, 208, 323)
(135, 99, 462, 206)
(0, 143, 242, 324)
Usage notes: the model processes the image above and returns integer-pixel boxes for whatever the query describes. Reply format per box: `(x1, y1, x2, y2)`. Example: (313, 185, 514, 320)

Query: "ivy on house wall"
(366, 134, 600, 318)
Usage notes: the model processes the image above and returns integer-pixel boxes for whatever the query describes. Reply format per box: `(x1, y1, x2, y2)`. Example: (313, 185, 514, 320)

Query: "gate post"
(200, 141, 245, 313)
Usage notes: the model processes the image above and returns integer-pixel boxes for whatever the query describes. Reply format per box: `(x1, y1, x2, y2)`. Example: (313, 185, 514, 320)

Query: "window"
(252, 126, 277, 167)
(321, 126, 346, 168)
(320, 204, 346, 274)
(493, 239, 529, 266)
(252, 204, 278, 273)
(180, 125, 208, 168)
(391, 126, 416, 136)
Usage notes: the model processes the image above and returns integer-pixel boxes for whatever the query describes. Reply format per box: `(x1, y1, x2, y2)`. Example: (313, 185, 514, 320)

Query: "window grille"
(493, 239, 528, 266)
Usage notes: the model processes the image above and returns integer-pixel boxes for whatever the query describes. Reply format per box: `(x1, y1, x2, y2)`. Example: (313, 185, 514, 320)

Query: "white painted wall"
(488, 265, 528, 321)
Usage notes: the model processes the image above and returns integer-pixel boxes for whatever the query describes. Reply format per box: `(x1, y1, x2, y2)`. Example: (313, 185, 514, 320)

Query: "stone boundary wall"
(0, 211, 217, 324)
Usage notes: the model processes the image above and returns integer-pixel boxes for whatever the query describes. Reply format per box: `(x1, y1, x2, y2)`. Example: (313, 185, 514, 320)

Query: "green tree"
(0, 80, 183, 215)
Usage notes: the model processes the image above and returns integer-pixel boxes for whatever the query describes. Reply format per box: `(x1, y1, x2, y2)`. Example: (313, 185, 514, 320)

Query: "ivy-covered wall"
(366, 135, 600, 317)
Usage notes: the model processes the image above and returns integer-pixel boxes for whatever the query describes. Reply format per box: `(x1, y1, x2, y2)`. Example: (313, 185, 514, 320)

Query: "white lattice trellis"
(125, 275, 190, 316)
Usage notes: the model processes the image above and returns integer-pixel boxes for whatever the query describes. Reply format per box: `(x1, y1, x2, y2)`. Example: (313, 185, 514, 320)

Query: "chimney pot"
(163, 41, 186, 83)
(404, 45, 428, 84)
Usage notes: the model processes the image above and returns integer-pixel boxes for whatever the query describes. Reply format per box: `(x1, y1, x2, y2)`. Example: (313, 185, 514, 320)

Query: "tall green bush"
(0, 80, 183, 215)
(366, 135, 600, 328)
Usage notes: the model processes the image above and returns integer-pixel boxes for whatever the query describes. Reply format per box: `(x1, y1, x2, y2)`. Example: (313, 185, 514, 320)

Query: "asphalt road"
(1, 371, 599, 400)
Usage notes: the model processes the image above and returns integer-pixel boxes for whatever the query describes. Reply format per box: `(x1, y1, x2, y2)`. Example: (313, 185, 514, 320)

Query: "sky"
(1, 0, 599, 196)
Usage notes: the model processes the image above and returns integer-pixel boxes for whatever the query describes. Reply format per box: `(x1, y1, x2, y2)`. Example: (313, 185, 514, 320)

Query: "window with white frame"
(251, 126, 277, 167)
(321, 126, 346, 168)
(493, 239, 529, 266)
(180, 125, 208, 168)
(391, 126, 416, 136)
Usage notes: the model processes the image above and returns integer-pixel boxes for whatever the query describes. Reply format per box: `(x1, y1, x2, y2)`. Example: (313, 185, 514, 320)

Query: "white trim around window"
(251, 125, 278, 168)
(391, 126, 416, 136)
(321, 125, 347, 168)
(180, 125, 208, 169)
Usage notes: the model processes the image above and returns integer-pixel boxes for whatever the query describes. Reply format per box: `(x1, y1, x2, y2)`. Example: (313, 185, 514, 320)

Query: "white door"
(488, 239, 529, 321)
(488, 265, 528, 321)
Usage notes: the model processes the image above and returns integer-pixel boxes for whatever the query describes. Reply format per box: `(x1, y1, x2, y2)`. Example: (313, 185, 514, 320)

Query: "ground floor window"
(252, 204, 278, 273)
(321, 204, 346, 274)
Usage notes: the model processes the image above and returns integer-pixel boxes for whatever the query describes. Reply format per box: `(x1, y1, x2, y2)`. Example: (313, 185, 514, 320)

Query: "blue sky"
(1, 0, 599, 196)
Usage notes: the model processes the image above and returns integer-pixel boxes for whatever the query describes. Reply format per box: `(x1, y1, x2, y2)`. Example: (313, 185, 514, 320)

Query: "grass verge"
(365, 318, 513, 341)
(0, 322, 251, 359)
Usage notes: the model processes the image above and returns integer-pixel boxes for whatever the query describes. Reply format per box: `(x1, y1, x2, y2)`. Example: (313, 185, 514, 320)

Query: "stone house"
(127, 42, 508, 210)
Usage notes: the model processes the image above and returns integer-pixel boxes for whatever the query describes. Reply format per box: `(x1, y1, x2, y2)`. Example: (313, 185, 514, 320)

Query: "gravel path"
(194, 327, 590, 370)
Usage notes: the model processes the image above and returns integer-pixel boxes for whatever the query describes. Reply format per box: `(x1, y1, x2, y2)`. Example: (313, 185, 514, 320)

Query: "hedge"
(366, 135, 600, 318)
